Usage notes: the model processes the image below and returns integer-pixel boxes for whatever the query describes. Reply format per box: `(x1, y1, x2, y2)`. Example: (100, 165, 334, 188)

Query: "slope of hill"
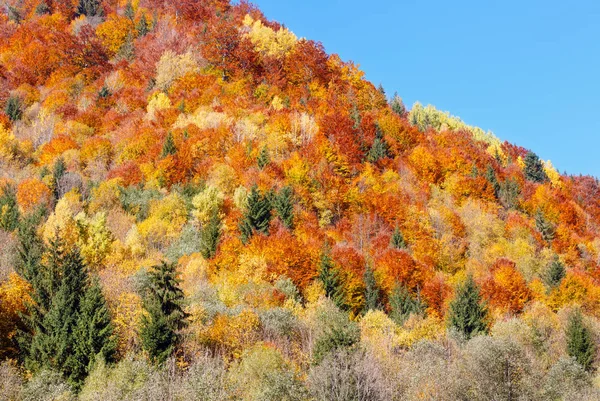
(1, 0, 600, 399)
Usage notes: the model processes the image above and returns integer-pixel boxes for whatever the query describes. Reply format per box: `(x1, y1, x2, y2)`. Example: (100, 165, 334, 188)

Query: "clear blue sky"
(249, 0, 600, 177)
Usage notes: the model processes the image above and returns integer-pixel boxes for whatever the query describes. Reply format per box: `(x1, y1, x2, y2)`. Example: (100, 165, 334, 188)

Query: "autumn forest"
(1, 0, 600, 400)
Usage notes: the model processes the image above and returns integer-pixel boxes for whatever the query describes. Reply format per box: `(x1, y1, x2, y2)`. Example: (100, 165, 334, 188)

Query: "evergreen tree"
(5, 95, 22, 122)
(124, 0, 134, 20)
(566, 309, 596, 372)
(35, 1, 50, 15)
(365, 125, 389, 163)
(161, 132, 177, 158)
(68, 276, 117, 386)
(257, 145, 270, 169)
(363, 265, 383, 312)
(200, 209, 221, 259)
(274, 186, 294, 229)
(239, 185, 272, 244)
(498, 178, 520, 209)
(76, 0, 104, 17)
(51, 157, 66, 203)
(524, 151, 549, 183)
(0, 184, 20, 231)
(318, 248, 345, 310)
(390, 93, 406, 116)
(390, 226, 406, 249)
(140, 261, 188, 364)
(389, 283, 426, 325)
(535, 210, 556, 242)
(447, 275, 488, 339)
(485, 165, 500, 198)
(137, 13, 150, 36)
(545, 255, 566, 288)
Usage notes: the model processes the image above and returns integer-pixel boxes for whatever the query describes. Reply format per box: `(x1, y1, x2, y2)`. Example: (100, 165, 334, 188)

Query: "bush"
(259, 307, 299, 340)
(0, 360, 23, 401)
(176, 353, 229, 401)
(21, 370, 74, 401)
(311, 300, 360, 364)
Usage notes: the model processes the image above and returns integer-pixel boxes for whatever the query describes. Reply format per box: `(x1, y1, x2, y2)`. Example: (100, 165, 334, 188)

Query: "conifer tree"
(318, 248, 345, 310)
(447, 275, 488, 339)
(257, 145, 270, 169)
(35, 1, 50, 15)
(485, 165, 500, 198)
(140, 261, 188, 365)
(274, 186, 294, 229)
(124, 0, 134, 20)
(365, 125, 389, 163)
(524, 151, 549, 183)
(200, 209, 221, 259)
(76, 0, 104, 17)
(535, 210, 556, 242)
(5, 96, 22, 122)
(363, 265, 383, 312)
(161, 132, 177, 158)
(566, 309, 596, 372)
(51, 157, 66, 203)
(0, 184, 20, 231)
(390, 226, 406, 249)
(389, 283, 426, 325)
(137, 13, 150, 36)
(239, 185, 272, 244)
(545, 255, 566, 288)
(390, 93, 406, 116)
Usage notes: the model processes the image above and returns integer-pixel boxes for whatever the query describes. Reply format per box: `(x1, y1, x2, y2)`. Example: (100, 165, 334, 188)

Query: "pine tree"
(524, 151, 549, 183)
(390, 226, 406, 249)
(239, 185, 272, 244)
(389, 283, 426, 325)
(365, 125, 389, 163)
(200, 209, 221, 259)
(535, 210, 555, 242)
(566, 309, 596, 372)
(447, 275, 488, 339)
(485, 165, 500, 198)
(51, 157, 66, 203)
(140, 261, 188, 364)
(257, 145, 270, 169)
(5, 96, 22, 122)
(390, 93, 406, 116)
(34, 1, 50, 15)
(68, 276, 117, 386)
(318, 248, 345, 310)
(124, 0, 134, 20)
(545, 255, 566, 288)
(76, 0, 104, 17)
(0, 184, 20, 231)
(137, 13, 150, 36)
(274, 186, 294, 229)
(498, 178, 520, 209)
(161, 132, 177, 158)
(363, 265, 383, 312)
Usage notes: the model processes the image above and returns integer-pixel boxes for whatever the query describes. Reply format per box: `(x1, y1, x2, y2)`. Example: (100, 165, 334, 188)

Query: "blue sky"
(250, 0, 600, 177)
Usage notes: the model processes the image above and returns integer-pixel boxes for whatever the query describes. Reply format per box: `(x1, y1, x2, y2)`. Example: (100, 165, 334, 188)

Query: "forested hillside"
(1, 0, 600, 399)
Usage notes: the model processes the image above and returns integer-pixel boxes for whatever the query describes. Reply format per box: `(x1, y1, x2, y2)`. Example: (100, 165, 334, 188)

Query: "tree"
(318, 248, 345, 310)
(68, 276, 116, 386)
(524, 151, 548, 183)
(363, 265, 382, 312)
(389, 283, 426, 325)
(51, 157, 66, 203)
(485, 165, 500, 198)
(389, 226, 406, 249)
(274, 186, 294, 230)
(390, 93, 406, 116)
(76, 0, 104, 17)
(447, 275, 488, 339)
(161, 132, 177, 158)
(0, 184, 20, 231)
(257, 146, 270, 169)
(365, 125, 389, 163)
(5, 96, 22, 122)
(140, 261, 188, 364)
(200, 210, 221, 260)
(545, 256, 566, 288)
(239, 186, 272, 244)
(535, 210, 555, 242)
(566, 309, 596, 372)
(124, 0, 134, 20)
(137, 14, 150, 37)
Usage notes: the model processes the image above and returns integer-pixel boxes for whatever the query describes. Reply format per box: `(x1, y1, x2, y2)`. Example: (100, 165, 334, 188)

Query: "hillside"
(1, 0, 600, 399)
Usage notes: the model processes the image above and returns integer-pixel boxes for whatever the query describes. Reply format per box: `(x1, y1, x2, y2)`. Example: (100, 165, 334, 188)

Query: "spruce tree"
(365, 125, 389, 163)
(239, 185, 272, 244)
(390, 93, 406, 116)
(200, 209, 221, 259)
(35, 1, 50, 15)
(524, 151, 549, 183)
(535, 210, 556, 242)
(140, 261, 188, 364)
(124, 0, 134, 20)
(389, 283, 426, 325)
(137, 13, 150, 36)
(274, 186, 294, 229)
(161, 132, 177, 158)
(390, 226, 406, 249)
(257, 145, 270, 169)
(566, 309, 596, 372)
(0, 184, 20, 231)
(76, 0, 104, 17)
(318, 248, 345, 310)
(545, 255, 566, 288)
(363, 265, 383, 312)
(51, 157, 66, 203)
(485, 165, 500, 198)
(68, 276, 117, 386)
(447, 275, 488, 339)
(5, 96, 22, 122)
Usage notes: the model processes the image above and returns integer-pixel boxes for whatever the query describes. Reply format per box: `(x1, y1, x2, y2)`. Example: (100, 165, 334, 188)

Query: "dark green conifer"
(0, 184, 20, 231)
(318, 248, 346, 310)
(76, 0, 104, 18)
(535, 210, 555, 242)
(239, 185, 272, 244)
(363, 265, 383, 312)
(365, 125, 389, 163)
(389, 283, 426, 325)
(485, 165, 500, 198)
(274, 186, 294, 229)
(447, 275, 488, 339)
(51, 157, 66, 203)
(5, 96, 22, 122)
(200, 210, 221, 259)
(35, 1, 50, 15)
(390, 93, 406, 116)
(257, 145, 270, 169)
(161, 132, 177, 158)
(545, 255, 566, 288)
(390, 226, 406, 249)
(137, 13, 150, 36)
(524, 151, 549, 183)
(566, 309, 596, 372)
(124, 0, 134, 20)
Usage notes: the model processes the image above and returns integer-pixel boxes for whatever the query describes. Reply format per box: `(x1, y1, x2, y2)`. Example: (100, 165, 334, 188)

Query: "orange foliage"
(16, 178, 52, 212)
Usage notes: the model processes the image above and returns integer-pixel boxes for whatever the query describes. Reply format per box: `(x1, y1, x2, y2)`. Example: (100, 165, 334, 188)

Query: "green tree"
(51, 157, 66, 203)
(566, 309, 596, 372)
(274, 186, 294, 230)
(390, 93, 406, 116)
(137, 14, 150, 36)
(499, 178, 520, 209)
(239, 185, 272, 244)
(200, 209, 221, 259)
(76, 0, 104, 17)
(447, 275, 488, 339)
(535, 210, 555, 242)
(365, 125, 389, 163)
(485, 165, 500, 198)
(161, 132, 177, 158)
(0, 184, 20, 231)
(318, 248, 345, 310)
(257, 146, 270, 169)
(5, 96, 22, 122)
(389, 226, 406, 249)
(545, 255, 566, 288)
(363, 265, 382, 312)
(524, 151, 548, 183)
(124, 0, 134, 20)
(35, 1, 50, 15)
(140, 261, 188, 364)
(389, 283, 426, 325)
